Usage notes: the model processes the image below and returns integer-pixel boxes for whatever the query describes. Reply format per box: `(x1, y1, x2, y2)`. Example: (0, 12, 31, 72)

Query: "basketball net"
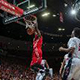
(23, 15, 37, 29)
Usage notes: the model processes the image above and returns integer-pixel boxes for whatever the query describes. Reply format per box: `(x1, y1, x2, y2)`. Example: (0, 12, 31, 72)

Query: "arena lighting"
(58, 28, 65, 31)
(70, 9, 77, 15)
(52, 14, 56, 17)
(62, 28, 65, 31)
(64, 3, 68, 7)
(42, 12, 50, 17)
(58, 28, 62, 31)
(27, 4, 35, 9)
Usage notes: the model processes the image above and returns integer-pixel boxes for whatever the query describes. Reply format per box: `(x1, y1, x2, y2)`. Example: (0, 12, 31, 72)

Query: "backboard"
(1, 0, 47, 24)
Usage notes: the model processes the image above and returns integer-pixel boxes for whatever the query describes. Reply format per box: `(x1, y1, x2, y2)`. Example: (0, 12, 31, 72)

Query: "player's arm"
(33, 16, 41, 37)
(35, 21, 41, 36)
(36, 27, 41, 37)
(59, 47, 72, 53)
(23, 17, 31, 29)
(59, 46, 75, 56)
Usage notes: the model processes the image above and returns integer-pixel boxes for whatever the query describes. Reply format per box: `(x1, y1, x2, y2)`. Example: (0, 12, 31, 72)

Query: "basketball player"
(59, 31, 74, 78)
(36, 59, 53, 80)
(24, 15, 43, 68)
(35, 59, 49, 80)
(59, 27, 80, 80)
(40, 59, 49, 69)
(41, 59, 53, 78)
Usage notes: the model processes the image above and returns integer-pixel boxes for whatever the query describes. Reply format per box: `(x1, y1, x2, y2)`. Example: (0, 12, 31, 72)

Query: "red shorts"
(30, 57, 42, 66)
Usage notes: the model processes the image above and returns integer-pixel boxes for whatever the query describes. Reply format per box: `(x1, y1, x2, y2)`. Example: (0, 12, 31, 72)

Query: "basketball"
(27, 27, 35, 35)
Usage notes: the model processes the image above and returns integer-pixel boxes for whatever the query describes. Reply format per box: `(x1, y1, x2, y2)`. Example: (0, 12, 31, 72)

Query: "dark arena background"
(0, 0, 80, 79)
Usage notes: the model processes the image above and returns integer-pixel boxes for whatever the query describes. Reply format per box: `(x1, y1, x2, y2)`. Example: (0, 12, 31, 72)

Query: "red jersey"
(30, 35, 43, 66)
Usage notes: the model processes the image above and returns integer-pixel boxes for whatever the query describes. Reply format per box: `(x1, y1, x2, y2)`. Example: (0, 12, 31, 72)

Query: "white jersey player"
(59, 27, 80, 80)
(41, 59, 49, 69)
(36, 59, 53, 80)
(67, 37, 80, 80)
(41, 59, 53, 78)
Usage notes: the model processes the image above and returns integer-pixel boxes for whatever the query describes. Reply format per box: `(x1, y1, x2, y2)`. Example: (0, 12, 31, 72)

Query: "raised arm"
(59, 46, 75, 56)
(59, 47, 71, 52)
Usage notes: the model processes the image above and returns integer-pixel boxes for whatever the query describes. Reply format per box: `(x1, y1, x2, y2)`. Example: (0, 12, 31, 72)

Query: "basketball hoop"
(0, 0, 47, 25)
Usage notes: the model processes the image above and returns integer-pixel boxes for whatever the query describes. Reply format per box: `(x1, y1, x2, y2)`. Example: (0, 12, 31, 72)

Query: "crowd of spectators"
(0, 56, 35, 80)
(0, 56, 61, 80)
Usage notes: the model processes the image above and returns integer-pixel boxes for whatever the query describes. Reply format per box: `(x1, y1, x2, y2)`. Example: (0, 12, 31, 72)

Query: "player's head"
(27, 27, 35, 35)
(73, 27, 80, 38)
(26, 22, 36, 35)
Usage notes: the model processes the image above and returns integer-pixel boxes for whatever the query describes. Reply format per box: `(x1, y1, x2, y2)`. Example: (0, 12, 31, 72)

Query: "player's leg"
(73, 68, 80, 80)
(67, 58, 80, 80)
